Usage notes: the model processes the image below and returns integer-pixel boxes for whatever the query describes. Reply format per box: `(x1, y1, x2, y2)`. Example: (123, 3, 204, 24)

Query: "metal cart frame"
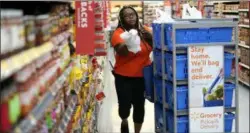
(153, 19, 239, 133)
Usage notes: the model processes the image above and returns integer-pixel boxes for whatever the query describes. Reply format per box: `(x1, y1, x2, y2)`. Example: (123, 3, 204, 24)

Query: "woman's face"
(122, 8, 137, 27)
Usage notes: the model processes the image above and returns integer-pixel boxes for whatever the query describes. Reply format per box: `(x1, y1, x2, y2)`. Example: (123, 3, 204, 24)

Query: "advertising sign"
(75, 1, 95, 55)
(188, 46, 224, 132)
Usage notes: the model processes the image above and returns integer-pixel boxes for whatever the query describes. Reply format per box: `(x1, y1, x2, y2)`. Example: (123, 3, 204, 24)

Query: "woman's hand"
(114, 43, 129, 56)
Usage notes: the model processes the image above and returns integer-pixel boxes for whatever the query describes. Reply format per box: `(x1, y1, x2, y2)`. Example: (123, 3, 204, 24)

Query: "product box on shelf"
(239, 66, 250, 84)
(239, 1, 250, 9)
(240, 47, 250, 66)
(239, 28, 250, 45)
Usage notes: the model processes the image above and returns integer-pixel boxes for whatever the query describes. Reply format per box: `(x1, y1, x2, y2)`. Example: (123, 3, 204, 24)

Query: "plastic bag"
(153, 8, 175, 23)
(120, 29, 141, 54)
(182, 3, 202, 19)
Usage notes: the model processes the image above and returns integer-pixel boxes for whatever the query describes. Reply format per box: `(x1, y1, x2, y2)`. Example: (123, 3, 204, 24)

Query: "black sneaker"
(121, 120, 129, 133)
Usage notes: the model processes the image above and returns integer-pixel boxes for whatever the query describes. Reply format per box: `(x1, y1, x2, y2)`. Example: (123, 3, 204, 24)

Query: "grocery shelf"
(57, 70, 88, 133)
(14, 64, 73, 132)
(238, 43, 250, 49)
(239, 24, 250, 28)
(57, 96, 78, 133)
(222, 10, 239, 13)
(0, 42, 53, 81)
(239, 79, 250, 87)
(239, 62, 250, 69)
(0, 31, 71, 81)
(239, 9, 249, 12)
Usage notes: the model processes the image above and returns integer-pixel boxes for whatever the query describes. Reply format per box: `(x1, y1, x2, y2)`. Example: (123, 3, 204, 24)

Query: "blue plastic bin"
(152, 23, 162, 49)
(165, 53, 188, 80)
(164, 112, 233, 133)
(164, 52, 234, 81)
(209, 27, 233, 42)
(166, 83, 188, 110)
(154, 50, 162, 75)
(166, 111, 188, 133)
(163, 24, 233, 50)
(225, 113, 235, 132)
(225, 83, 235, 107)
(203, 99, 223, 107)
(203, 83, 235, 107)
(155, 103, 163, 128)
(143, 64, 154, 103)
(224, 53, 235, 78)
(154, 78, 163, 103)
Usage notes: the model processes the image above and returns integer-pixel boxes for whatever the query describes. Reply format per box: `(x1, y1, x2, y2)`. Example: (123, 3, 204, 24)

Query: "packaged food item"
(51, 16, 60, 36)
(18, 77, 35, 116)
(24, 16, 36, 47)
(9, 10, 25, 51)
(1, 10, 12, 55)
(0, 80, 19, 132)
(36, 15, 51, 45)
(0, 10, 25, 55)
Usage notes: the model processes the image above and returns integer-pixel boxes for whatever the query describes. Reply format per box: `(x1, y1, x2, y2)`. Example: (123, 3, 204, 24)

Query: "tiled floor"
(97, 65, 249, 133)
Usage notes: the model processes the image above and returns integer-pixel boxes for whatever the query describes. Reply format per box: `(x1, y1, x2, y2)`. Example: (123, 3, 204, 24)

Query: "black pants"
(114, 73, 145, 124)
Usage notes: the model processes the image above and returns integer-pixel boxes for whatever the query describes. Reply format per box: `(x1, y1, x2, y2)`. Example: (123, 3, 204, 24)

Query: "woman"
(111, 6, 153, 133)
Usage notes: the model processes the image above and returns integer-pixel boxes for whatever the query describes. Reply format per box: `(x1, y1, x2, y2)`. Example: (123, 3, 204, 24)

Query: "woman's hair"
(117, 6, 153, 48)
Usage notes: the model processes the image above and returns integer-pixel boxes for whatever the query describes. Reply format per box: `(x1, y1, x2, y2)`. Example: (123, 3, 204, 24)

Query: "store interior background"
(0, 0, 249, 133)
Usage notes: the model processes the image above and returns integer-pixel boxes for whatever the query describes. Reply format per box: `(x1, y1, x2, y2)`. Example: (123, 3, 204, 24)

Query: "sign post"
(188, 46, 225, 132)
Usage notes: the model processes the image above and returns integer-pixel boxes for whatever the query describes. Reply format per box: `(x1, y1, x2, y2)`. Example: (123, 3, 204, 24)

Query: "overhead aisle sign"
(188, 46, 224, 132)
(75, 1, 95, 55)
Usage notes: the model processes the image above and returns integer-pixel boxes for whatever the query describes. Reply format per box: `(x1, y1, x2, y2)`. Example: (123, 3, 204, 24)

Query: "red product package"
(95, 27, 103, 32)
(0, 103, 11, 132)
(95, 51, 107, 56)
(95, 43, 105, 49)
(95, 35, 104, 40)
(94, 14, 102, 19)
(95, 92, 105, 101)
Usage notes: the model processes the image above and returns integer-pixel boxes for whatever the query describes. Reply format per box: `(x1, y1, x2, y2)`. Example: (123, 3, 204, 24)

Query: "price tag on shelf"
(63, 115, 68, 125)
(75, 71, 83, 80)
(1, 60, 9, 74)
(29, 115, 37, 125)
(80, 58, 88, 65)
(58, 127, 64, 133)
(14, 127, 22, 133)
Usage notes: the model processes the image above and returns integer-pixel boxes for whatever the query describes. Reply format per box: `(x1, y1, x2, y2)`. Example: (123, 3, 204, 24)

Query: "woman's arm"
(114, 43, 129, 56)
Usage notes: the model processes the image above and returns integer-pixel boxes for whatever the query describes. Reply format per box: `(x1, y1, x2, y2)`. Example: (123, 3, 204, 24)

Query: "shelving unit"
(239, 62, 250, 69)
(213, 1, 239, 19)
(143, 1, 164, 26)
(152, 19, 239, 133)
(0, 1, 105, 133)
(238, 1, 250, 88)
(110, 1, 143, 28)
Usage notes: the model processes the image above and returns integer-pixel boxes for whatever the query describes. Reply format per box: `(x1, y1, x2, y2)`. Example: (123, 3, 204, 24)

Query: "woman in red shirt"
(111, 6, 153, 133)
